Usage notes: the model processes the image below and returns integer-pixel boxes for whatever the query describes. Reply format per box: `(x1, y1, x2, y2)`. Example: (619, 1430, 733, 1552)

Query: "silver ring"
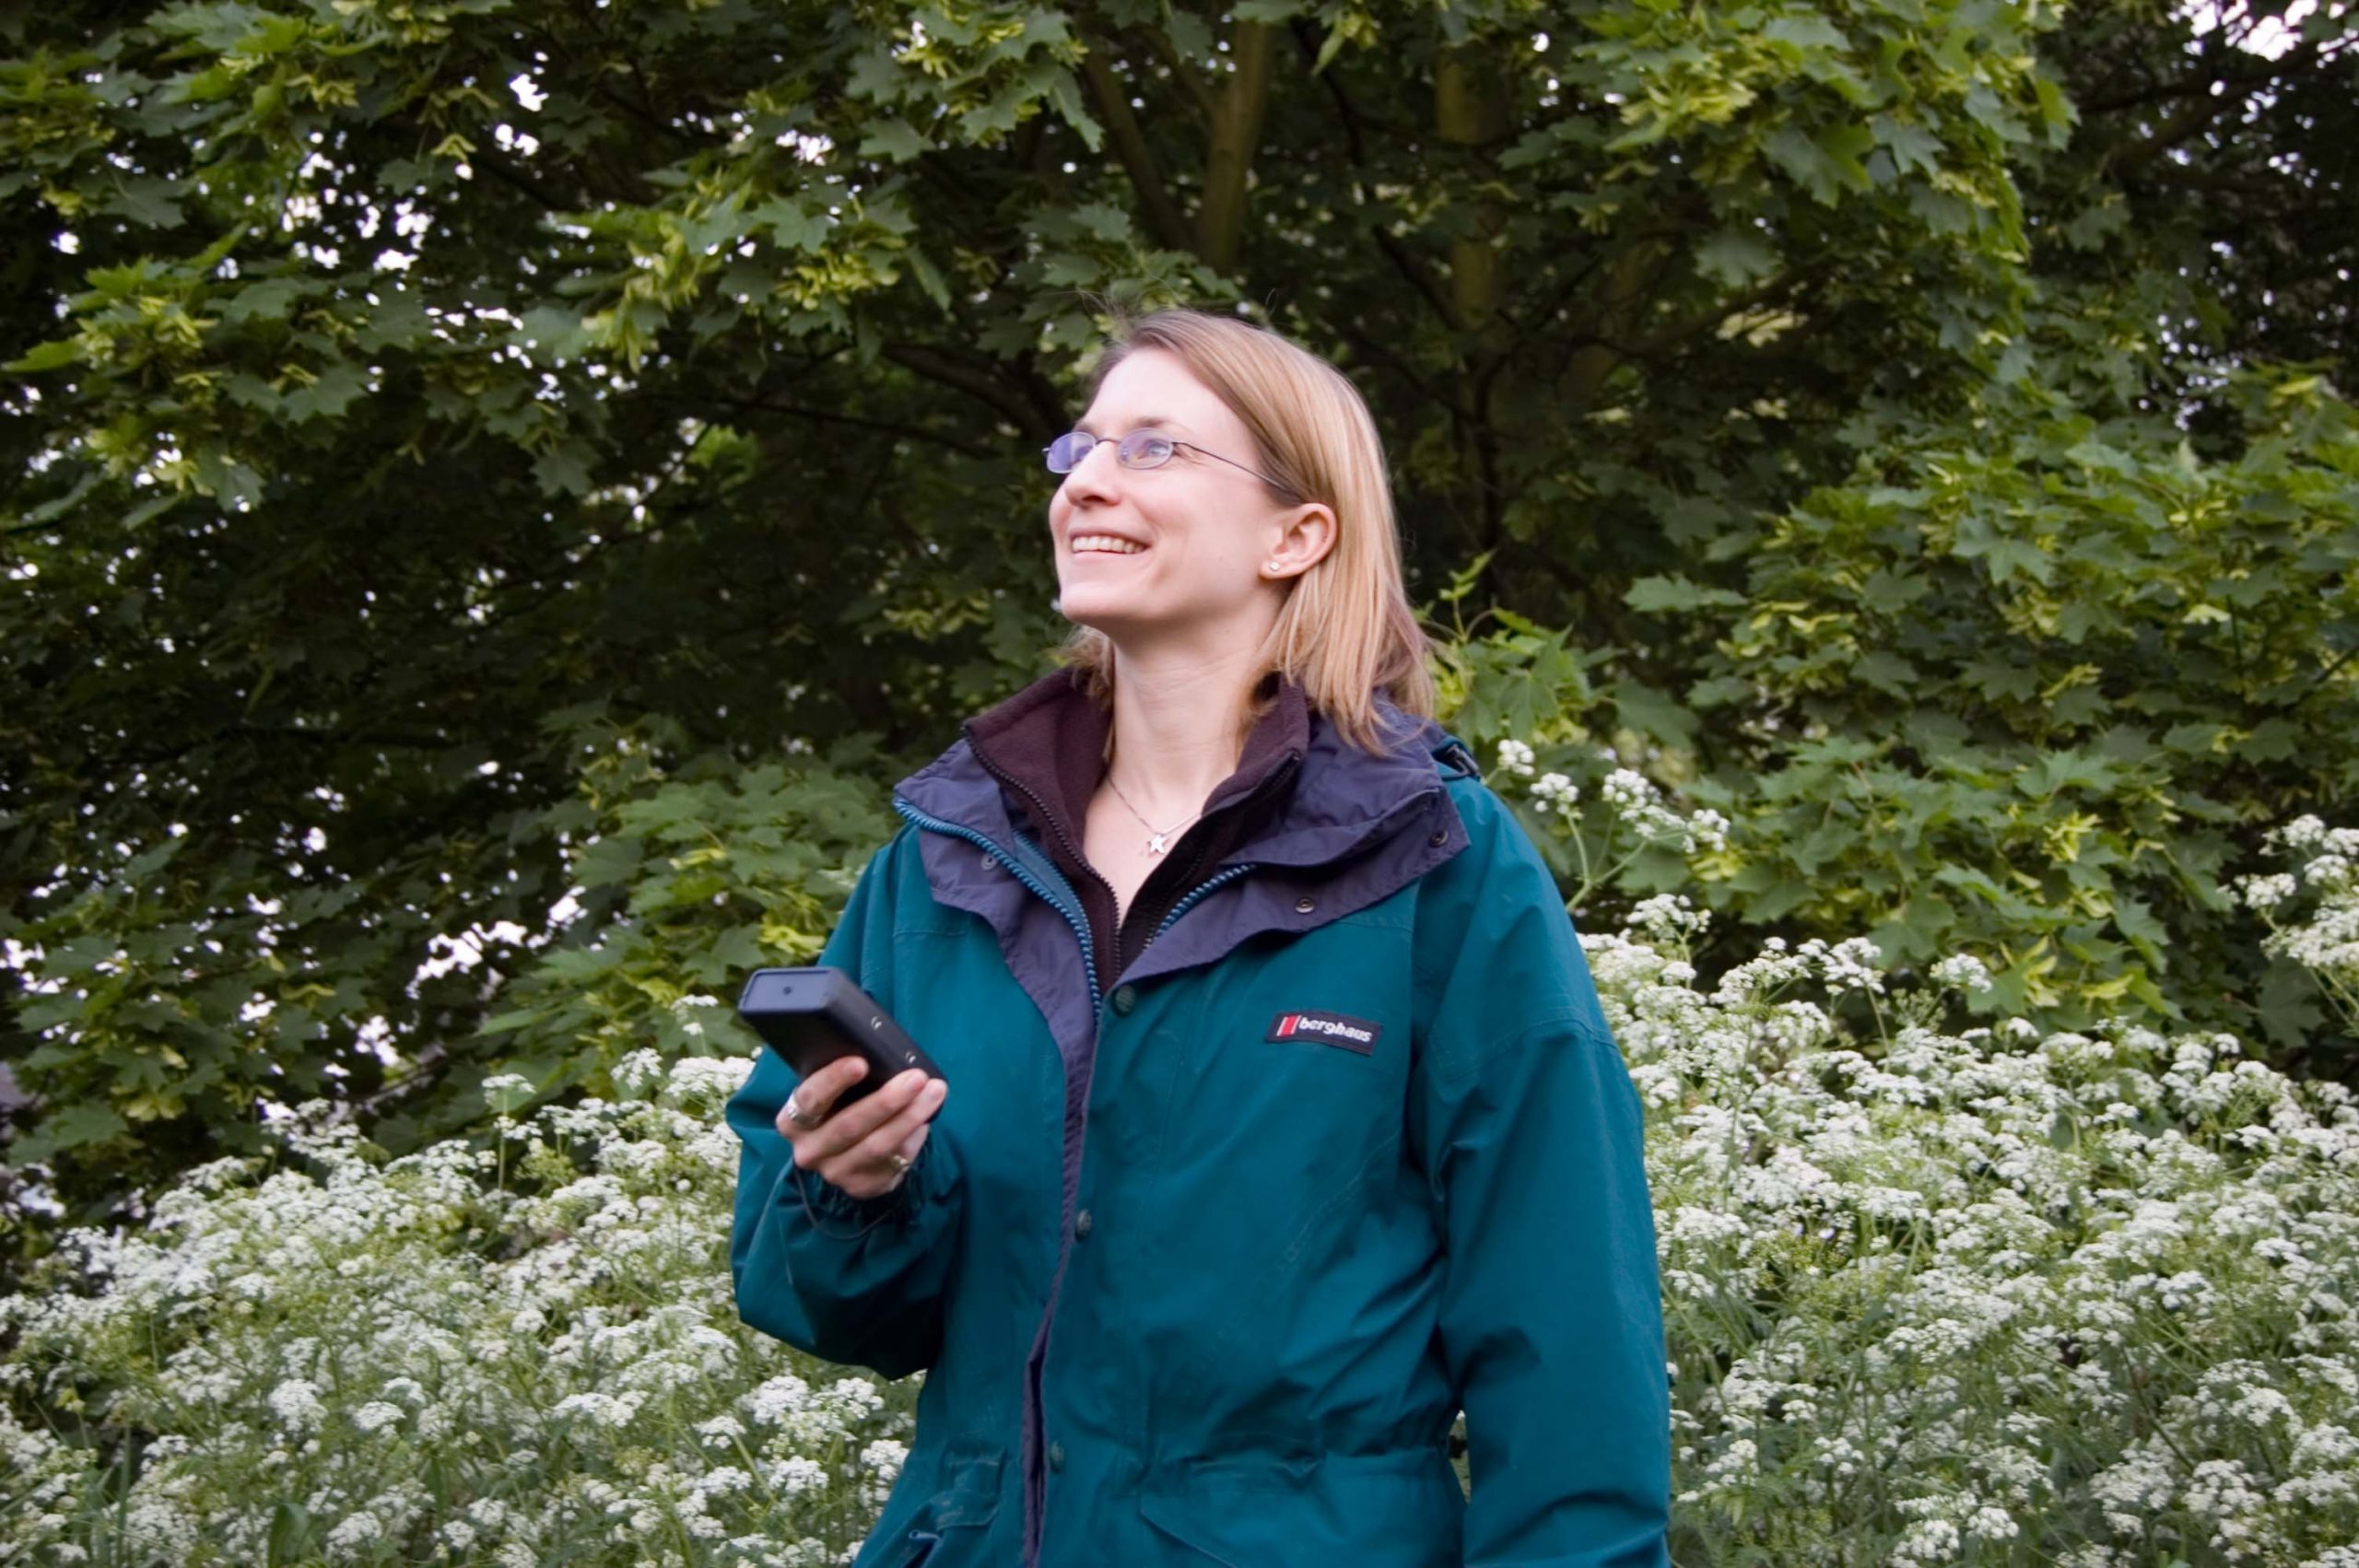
(783, 1094, 825, 1129)
(885, 1152, 911, 1175)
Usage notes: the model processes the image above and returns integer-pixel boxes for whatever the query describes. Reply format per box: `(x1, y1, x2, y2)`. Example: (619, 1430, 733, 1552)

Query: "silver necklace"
(1102, 765, 1203, 856)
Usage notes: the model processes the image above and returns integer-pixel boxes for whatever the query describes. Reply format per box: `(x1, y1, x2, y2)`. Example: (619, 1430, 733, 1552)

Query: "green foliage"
(1, 707, 898, 1246)
(410, 711, 899, 1147)
(1626, 363, 2359, 1062)
(5, 0, 2357, 1266)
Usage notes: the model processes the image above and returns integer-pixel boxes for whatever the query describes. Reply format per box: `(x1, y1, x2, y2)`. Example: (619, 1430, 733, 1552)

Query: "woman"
(724, 308, 1670, 1567)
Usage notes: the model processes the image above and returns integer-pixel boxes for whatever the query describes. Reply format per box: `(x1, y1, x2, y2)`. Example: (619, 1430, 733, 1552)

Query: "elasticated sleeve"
(723, 826, 962, 1378)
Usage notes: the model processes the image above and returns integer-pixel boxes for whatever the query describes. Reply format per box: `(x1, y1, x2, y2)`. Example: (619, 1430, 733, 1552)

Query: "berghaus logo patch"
(1265, 1010, 1381, 1055)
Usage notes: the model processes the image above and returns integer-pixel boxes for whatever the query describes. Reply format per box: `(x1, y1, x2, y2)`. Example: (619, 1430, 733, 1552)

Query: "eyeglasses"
(1043, 429, 1295, 497)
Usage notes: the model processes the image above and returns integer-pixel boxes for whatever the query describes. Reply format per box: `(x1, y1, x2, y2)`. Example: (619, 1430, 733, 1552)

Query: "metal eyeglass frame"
(1043, 429, 1295, 497)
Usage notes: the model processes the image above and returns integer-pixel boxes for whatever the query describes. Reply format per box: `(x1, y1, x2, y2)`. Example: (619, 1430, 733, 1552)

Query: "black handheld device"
(735, 966, 945, 1110)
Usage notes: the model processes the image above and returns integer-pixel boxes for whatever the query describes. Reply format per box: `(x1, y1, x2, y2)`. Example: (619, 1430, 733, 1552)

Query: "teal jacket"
(725, 684, 1670, 1567)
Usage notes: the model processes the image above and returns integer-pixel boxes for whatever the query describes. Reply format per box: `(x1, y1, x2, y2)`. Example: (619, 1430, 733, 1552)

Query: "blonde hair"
(1055, 307, 1438, 755)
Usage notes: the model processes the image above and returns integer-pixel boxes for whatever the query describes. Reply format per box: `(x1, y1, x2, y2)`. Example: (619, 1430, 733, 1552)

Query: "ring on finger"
(784, 1094, 826, 1129)
(884, 1152, 911, 1176)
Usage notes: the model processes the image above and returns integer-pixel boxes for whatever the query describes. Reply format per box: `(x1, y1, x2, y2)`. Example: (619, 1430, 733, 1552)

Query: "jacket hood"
(893, 668, 1466, 878)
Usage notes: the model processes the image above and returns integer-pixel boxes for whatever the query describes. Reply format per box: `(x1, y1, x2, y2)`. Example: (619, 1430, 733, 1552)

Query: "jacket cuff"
(785, 1137, 935, 1240)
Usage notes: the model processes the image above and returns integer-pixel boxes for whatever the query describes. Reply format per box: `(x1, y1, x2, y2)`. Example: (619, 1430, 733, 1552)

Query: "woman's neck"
(1101, 647, 1264, 818)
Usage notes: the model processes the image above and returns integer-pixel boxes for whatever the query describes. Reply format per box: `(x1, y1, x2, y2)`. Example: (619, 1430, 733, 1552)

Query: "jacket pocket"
(858, 1449, 1004, 1568)
(1136, 1446, 1461, 1568)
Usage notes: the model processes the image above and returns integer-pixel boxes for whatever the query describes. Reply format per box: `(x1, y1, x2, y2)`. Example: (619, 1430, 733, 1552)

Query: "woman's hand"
(776, 1058, 949, 1200)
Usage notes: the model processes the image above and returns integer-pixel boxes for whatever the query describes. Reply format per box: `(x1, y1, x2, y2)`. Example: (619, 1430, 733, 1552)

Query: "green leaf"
(514, 305, 593, 364)
(1608, 679, 1701, 745)
(1626, 574, 1744, 613)
(1764, 123, 1874, 205)
(267, 1502, 315, 1568)
(103, 176, 186, 228)
(2112, 893, 2167, 968)
(221, 277, 313, 323)
(1694, 229, 1779, 287)
(534, 439, 597, 497)
(861, 119, 928, 162)
(283, 361, 369, 423)
(754, 198, 832, 253)
(1762, 14, 1848, 53)
(2016, 749, 2118, 797)
(1850, 650, 1918, 695)
(1872, 115, 1944, 178)
(14, 1103, 131, 1162)
(6, 337, 82, 372)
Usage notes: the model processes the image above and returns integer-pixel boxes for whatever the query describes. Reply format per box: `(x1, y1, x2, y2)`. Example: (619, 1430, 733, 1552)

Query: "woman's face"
(1049, 347, 1323, 654)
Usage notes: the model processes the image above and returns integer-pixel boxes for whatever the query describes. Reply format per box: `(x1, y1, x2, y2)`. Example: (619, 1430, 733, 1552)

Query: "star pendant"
(1148, 833, 1168, 855)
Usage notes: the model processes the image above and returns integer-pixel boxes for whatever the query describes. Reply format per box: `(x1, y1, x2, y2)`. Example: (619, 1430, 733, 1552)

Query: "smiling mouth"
(1070, 534, 1147, 556)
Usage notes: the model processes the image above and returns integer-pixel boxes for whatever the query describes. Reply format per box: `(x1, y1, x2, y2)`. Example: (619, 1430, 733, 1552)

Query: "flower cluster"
(0, 1054, 910, 1566)
(1599, 767, 1730, 853)
(2237, 815, 2359, 1031)
(9, 806, 2359, 1563)
(1489, 738, 1731, 915)
(1602, 909, 2359, 1563)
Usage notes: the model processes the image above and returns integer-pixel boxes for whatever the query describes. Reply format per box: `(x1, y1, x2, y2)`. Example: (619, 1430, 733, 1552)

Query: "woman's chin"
(1054, 586, 1151, 630)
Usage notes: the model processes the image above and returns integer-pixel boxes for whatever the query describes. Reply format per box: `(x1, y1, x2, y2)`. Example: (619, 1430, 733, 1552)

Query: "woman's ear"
(1262, 501, 1338, 580)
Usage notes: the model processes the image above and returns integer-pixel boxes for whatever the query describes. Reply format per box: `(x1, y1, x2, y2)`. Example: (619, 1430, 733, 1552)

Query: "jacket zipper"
(890, 747, 1309, 1568)
(1144, 861, 1256, 949)
(890, 798, 1103, 1012)
(968, 748, 1124, 940)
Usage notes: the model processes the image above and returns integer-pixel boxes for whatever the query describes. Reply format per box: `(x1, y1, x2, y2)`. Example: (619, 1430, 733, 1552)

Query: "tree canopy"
(4, 0, 2356, 1239)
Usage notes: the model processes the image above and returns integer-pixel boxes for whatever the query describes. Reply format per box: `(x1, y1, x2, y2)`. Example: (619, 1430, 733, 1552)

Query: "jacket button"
(1048, 1442, 1067, 1472)
(1110, 985, 1137, 1015)
(1429, 827, 1449, 847)
(1295, 895, 1316, 914)
(1074, 1209, 1093, 1239)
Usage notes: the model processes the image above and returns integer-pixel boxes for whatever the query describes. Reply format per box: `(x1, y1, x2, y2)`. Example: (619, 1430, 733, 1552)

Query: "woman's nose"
(1060, 438, 1124, 505)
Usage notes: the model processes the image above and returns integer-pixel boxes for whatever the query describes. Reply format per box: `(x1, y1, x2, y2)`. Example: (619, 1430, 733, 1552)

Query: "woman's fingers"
(776, 1054, 871, 1134)
(816, 1076, 946, 1188)
(892, 1119, 930, 1166)
(787, 1063, 906, 1163)
(785, 1066, 943, 1161)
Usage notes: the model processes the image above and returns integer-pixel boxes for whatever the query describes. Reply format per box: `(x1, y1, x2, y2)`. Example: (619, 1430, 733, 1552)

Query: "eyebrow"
(1073, 415, 1188, 438)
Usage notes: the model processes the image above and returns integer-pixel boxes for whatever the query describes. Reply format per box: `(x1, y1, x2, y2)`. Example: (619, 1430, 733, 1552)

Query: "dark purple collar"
(954, 669, 1308, 866)
(896, 669, 1452, 878)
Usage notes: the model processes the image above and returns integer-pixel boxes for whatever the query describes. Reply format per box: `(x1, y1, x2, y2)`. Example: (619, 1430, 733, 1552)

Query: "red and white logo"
(1265, 1010, 1381, 1055)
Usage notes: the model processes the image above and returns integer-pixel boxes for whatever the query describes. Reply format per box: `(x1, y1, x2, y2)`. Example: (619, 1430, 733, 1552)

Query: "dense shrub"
(6, 767, 2356, 1564)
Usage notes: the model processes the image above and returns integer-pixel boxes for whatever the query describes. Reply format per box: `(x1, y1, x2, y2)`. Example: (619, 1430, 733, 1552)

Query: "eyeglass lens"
(1043, 430, 1176, 474)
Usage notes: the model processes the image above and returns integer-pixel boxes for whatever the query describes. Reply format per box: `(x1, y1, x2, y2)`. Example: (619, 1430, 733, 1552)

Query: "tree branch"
(639, 390, 997, 461)
(469, 144, 574, 214)
(1555, 237, 1679, 408)
(882, 343, 1061, 439)
(1079, 46, 1197, 254)
(2079, 34, 2329, 117)
(1327, 317, 1475, 425)
(1144, 27, 1222, 123)
(1291, 24, 1467, 333)
(1195, 19, 1277, 274)
(2098, 36, 2338, 176)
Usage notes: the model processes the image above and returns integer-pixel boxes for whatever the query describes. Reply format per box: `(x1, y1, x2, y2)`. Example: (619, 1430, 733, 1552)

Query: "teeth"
(1072, 535, 1145, 555)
